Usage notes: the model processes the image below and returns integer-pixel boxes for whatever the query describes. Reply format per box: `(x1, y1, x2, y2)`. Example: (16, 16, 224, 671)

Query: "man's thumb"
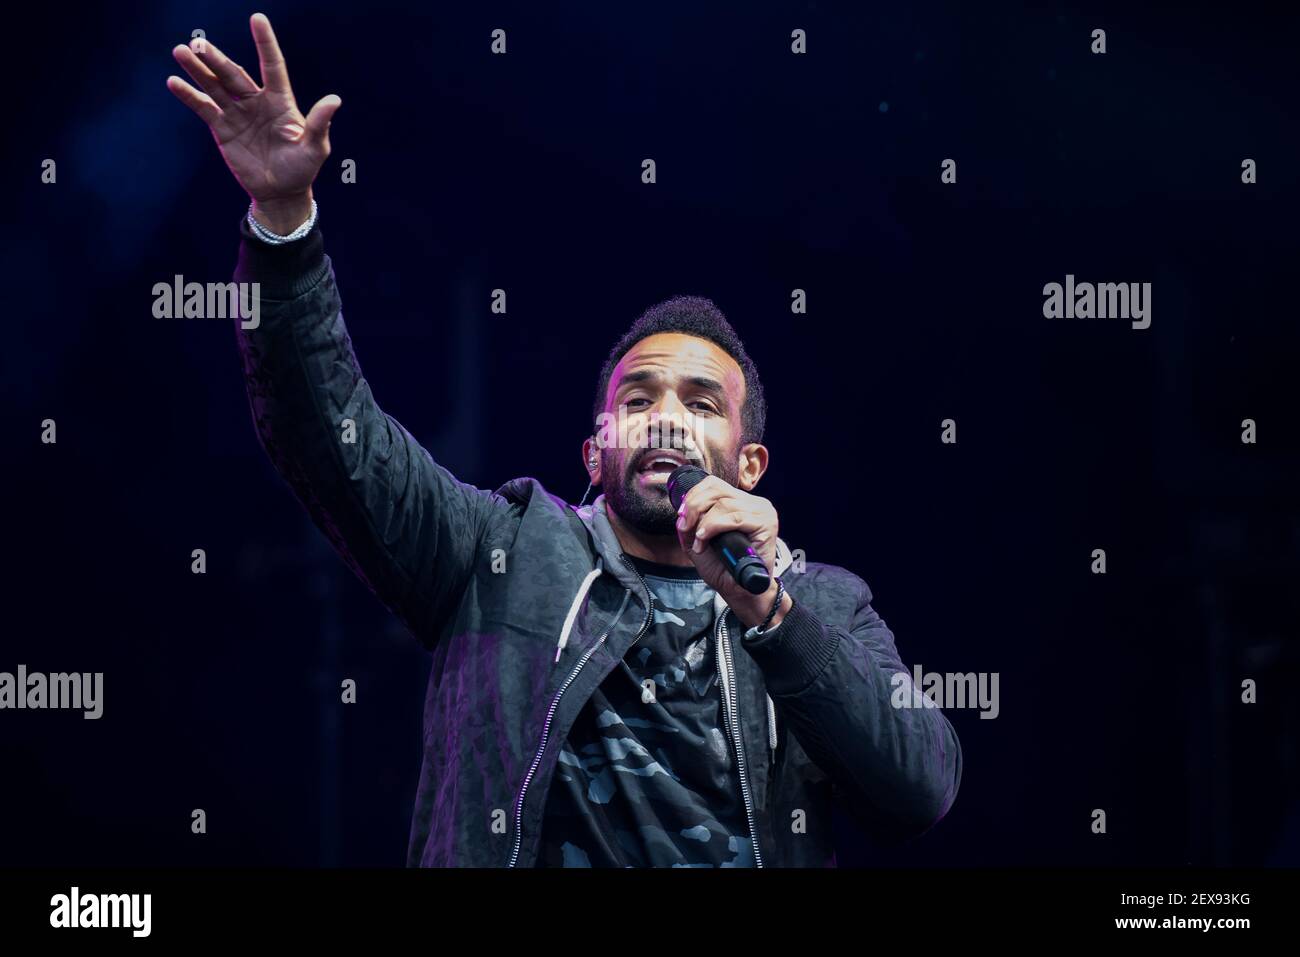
(304, 94, 342, 143)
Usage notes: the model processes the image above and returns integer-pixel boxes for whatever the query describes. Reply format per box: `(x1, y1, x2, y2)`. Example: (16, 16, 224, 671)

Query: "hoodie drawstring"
(555, 557, 604, 663)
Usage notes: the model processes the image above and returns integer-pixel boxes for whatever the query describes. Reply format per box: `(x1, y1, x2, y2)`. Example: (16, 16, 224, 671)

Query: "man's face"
(597, 332, 746, 535)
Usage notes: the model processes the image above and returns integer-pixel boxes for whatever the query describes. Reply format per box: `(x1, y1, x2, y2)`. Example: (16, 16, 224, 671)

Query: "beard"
(602, 444, 740, 536)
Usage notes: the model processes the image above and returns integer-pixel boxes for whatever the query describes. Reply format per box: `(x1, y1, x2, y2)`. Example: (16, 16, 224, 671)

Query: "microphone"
(666, 464, 772, 595)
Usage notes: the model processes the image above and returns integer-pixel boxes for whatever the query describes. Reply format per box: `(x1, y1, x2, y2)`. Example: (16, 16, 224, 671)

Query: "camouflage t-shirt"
(536, 554, 755, 867)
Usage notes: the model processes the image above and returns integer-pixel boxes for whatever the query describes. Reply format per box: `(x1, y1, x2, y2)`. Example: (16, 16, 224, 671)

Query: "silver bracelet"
(247, 198, 318, 245)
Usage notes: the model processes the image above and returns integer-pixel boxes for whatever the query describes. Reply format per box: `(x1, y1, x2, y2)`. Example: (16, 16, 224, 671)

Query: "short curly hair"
(592, 295, 766, 446)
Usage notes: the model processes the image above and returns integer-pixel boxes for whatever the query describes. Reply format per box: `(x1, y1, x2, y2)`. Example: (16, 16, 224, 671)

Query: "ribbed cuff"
(737, 599, 839, 696)
(234, 212, 328, 299)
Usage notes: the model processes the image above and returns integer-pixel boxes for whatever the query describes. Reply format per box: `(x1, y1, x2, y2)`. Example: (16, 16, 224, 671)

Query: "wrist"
(251, 190, 314, 235)
(733, 581, 792, 631)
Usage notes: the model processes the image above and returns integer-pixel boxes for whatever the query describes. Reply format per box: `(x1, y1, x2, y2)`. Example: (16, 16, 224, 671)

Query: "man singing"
(167, 13, 961, 867)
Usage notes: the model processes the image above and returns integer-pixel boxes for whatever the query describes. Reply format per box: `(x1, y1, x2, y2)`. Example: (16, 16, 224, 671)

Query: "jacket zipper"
(715, 612, 765, 867)
(507, 556, 654, 868)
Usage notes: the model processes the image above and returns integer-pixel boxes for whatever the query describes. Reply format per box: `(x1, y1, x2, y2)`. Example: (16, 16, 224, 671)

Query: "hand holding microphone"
(667, 465, 777, 602)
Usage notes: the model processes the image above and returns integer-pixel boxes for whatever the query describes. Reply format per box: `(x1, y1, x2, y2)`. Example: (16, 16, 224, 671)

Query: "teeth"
(645, 456, 683, 470)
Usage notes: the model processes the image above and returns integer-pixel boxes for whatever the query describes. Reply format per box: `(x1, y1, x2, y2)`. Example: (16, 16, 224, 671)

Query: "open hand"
(167, 13, 340, 231)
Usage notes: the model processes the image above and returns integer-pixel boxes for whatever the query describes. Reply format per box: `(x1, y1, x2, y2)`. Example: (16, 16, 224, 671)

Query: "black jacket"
(231, 215, 962, 866)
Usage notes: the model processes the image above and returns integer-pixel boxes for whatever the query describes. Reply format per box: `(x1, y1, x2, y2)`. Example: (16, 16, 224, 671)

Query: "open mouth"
(636, 449, 697, 479)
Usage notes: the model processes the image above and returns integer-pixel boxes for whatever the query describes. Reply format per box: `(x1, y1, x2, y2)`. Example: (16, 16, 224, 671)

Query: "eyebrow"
(615, 369, 728, 402)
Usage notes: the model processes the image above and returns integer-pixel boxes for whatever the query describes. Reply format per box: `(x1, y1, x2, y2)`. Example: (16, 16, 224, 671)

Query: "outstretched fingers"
(250, 13, 293, 96)
(171, 44, 235, 111)
(165, 74, 223, 126)
(188, 36, 261, 102)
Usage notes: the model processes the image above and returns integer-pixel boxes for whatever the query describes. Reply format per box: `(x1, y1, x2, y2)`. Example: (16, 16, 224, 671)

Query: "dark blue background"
(3, 1, 1297, 866)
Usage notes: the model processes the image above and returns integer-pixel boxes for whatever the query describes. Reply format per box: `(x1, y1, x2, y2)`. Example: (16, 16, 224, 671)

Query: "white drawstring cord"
(555, 557, 604, 663)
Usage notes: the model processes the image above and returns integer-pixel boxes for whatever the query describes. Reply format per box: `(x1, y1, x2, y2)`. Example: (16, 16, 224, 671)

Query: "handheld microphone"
(666, 465, 772, 595)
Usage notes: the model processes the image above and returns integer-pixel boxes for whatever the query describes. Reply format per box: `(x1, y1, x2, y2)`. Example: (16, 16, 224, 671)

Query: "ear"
(735, 442, 769, 492)
(581, 436, 602, 486)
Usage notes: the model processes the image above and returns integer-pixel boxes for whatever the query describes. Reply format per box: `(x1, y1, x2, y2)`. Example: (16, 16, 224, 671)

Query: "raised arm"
(169, 15, 513, 644)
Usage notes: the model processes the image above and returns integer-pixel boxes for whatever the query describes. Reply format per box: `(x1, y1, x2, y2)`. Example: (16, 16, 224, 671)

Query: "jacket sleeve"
(739, 573, 962, 841)
(231, 214, 514, 647)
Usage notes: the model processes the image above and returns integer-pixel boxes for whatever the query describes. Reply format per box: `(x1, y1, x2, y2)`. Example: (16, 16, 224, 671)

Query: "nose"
(641, 393, 697, 456)
(651, 389, 691, 422)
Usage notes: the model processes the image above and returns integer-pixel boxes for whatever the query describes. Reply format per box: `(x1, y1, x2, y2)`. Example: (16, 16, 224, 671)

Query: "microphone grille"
(666, 464, 708, 511)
